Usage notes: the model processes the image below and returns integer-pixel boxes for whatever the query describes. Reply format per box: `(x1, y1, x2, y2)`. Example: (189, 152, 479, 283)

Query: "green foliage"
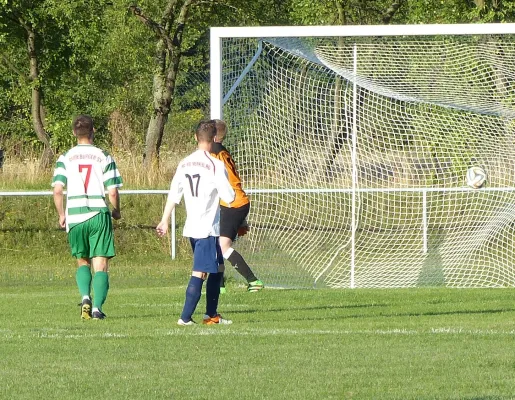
(289, 0, 339, 24)
(467, 0, 515, 22)
(289, 0, 402, 25)
(2, 0, 515, 162)
(288, 0, 515, 25)
(401, 0, 515, 23)
(161, 108, 205, 152)
(0, 0, 114, 152)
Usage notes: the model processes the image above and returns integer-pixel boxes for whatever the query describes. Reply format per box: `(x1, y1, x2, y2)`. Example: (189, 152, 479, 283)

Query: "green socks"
(76, 265, 92, 298)
(92, 271, 109, 309)
(77, 266, 110, 311)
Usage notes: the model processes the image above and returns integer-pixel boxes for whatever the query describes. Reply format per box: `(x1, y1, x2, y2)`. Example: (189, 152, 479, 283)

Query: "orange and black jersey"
(211, 142, 249, 208)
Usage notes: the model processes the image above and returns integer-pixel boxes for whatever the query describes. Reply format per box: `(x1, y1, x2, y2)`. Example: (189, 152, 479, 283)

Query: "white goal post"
(210, 23, 515, 289)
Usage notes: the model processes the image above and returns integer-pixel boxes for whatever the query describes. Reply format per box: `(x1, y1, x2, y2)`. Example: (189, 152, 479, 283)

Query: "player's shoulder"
(101, 148, 114, 158)
(178, 150, 221, 169)
(210, 142, 227, 156)
(211, 155, 226, 170)
(212, 144, 234, 162)
(179, 149, 203, 164)
(210, 142, 222, 155)
(202, 151, 225, 170)
(68, 144, 108, 157)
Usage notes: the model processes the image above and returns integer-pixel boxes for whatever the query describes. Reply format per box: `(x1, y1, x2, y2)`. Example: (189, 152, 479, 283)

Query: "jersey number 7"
(79, 164, 92, 193)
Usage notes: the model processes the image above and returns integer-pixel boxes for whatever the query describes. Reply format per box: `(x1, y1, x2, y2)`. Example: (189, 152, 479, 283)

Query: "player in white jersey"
(52, 115, 123, 320)
(156, 120, 235, 325)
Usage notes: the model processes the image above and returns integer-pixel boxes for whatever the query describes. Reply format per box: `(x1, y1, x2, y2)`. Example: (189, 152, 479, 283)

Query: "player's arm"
(221, 150, 239, 179)
(108, 187, 121, 220)
(217, 166, 235, 205)
(156, 198, 176, 237)
(103, 155, 123, 219)
(52, 184, 66, 229)
(156, 172, 182, 237)
(51, 156, 67, 228)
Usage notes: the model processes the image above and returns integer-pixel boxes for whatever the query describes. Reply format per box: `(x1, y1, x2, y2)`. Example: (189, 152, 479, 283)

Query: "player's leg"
(91, 257, 109, 319)
(178, 271, 205, 325)
(89, 213, 115, 320)
(76, 259, 92, 319)
(178, 238, 210, 325)
(220, 204, 263, 292)
(68, 224, 93, 319)
(205, 239, 223, 317)
(203, 237, 232, 325)
(219, 261, 227, 294)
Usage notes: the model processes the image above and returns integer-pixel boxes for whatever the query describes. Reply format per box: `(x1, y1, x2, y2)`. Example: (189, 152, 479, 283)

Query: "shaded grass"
(1, 286, 515, 399)
(0, 194, 192, 280)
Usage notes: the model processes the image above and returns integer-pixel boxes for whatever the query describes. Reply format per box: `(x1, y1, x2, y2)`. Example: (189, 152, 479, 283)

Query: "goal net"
(211, 25, 515, 288)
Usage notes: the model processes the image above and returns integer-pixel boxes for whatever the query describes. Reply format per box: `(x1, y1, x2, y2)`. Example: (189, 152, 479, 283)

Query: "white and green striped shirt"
(51, 144, 123, 232)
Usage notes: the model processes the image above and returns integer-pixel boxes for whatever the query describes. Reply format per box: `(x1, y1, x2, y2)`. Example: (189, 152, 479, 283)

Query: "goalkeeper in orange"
(211, 119, 264, 293)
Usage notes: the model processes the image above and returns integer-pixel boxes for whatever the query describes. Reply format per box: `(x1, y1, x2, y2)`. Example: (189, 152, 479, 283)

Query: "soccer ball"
(466, 166, 487, 189)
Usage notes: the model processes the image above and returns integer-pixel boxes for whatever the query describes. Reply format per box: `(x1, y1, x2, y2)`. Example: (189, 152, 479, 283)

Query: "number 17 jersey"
(168, 149, 235, 238)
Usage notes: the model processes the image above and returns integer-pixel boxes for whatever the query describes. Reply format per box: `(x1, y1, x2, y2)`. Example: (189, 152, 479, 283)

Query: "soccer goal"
(210, 24, 515, 289)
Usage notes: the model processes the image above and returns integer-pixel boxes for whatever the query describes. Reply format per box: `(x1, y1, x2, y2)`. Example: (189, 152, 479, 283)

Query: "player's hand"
(156, 221, 168, 237)
(237, 220, 250, 237)
(58, 215, 66, 229)
(112, 209, 121, 220)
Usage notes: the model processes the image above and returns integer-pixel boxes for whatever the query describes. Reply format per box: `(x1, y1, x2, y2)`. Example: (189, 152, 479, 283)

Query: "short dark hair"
(196, 120, 216, 143)
(214, 119, 227, 141)
(73, 115, 94, 138)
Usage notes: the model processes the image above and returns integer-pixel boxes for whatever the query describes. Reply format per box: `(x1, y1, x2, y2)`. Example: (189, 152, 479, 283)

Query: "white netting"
(219, 34, 515, 288)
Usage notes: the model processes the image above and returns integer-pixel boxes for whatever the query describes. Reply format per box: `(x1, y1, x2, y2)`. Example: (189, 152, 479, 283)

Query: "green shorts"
(68, 212, 115, 259)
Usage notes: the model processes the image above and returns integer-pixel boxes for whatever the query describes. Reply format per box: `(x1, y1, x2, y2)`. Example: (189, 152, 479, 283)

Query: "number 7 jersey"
(168, 149, 235, 238)
(51, 144, 123, 231)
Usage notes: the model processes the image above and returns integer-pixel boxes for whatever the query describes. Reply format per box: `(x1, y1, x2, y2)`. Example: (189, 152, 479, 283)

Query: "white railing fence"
(3, 186, 514, 264)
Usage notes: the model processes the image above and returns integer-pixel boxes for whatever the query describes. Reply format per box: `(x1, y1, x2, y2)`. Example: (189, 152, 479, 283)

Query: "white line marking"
(2, 327, 515, 340)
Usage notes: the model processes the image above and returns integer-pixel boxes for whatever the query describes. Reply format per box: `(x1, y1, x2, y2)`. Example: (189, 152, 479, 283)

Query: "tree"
(392, 0, 515, 24)
(129, 0, 199, 168)
(130, 0, 294, 168)
(288, 0, 407, 25)
(0, 0, 118, 164)
(1, 0, 54, 167)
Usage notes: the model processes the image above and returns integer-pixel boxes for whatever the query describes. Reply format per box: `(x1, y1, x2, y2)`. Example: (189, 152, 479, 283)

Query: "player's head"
(213, 119, 227, 143)
(195, 120, 216, 144)
(72, 115, 94, 140)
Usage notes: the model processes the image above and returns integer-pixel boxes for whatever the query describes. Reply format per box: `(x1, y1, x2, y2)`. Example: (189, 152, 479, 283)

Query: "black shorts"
(220, 203, 250, 241)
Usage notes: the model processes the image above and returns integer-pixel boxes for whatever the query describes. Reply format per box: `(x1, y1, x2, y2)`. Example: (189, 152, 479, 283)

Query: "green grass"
(2, 167, 515, 398)
(1, 283, 515, 399)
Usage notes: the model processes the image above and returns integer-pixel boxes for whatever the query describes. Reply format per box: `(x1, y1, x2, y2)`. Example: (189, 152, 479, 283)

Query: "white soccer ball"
(466, 166, 487, 189)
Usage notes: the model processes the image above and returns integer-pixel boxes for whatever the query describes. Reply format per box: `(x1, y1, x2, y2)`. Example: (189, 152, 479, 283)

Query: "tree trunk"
(144, 112, 168, 168)
(144, 39, 170, 168)
(135, 0, 194, 169)
(382, 0, 405, 24)
(25, 23, 53, 168)
(473, 0, 485, 9)
(143, 39, 181, 169)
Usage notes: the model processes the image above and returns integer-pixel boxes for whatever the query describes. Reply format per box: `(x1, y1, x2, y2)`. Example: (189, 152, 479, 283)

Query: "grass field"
(1, 280, 515, 399)
(2, 161, 515, 399)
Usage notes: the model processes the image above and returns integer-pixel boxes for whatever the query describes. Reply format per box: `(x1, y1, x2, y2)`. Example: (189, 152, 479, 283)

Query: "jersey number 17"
(186, 174, 200, 197)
